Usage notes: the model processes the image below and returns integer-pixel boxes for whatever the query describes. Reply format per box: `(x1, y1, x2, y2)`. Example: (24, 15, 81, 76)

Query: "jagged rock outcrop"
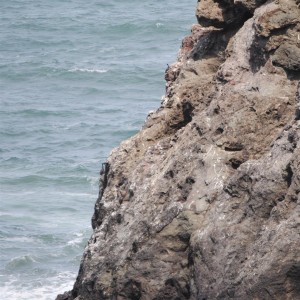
(57, 0, 300, 299)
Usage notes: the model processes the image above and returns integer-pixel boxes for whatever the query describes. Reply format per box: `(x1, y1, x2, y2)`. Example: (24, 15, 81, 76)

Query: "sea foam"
(68, 68, 108, 73)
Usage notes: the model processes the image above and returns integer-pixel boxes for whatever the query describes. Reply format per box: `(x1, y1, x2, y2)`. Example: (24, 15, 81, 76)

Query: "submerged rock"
(57, 0, 300, 299)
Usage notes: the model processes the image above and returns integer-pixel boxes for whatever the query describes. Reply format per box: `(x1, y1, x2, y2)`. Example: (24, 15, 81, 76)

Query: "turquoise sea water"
(0, 1, 196, 299)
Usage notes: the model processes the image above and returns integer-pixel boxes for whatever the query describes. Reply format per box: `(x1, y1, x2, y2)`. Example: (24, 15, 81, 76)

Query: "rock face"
(57, 0, 300, 299)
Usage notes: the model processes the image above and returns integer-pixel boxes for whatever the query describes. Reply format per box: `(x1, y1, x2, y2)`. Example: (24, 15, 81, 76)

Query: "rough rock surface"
(57, 0, 300, 299)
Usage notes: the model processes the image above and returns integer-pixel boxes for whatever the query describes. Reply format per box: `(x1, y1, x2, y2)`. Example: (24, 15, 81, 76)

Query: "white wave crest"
(68, 68, 108, 73)
(1, 272, 75, 300)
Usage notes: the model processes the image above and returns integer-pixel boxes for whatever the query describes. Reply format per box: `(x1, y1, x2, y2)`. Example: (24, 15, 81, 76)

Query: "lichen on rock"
(57, 0, 300, 299)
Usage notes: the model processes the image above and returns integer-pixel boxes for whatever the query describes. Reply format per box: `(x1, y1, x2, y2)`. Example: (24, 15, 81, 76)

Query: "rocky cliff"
(57, 0, 300, 299)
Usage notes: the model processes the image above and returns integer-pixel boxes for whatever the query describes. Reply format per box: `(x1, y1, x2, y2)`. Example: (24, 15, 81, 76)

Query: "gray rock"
(57, 0, 300, 299)
(273, 43, 300, 71)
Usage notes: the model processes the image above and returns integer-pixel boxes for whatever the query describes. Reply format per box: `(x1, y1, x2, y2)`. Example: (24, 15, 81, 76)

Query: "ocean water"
(0, 1, 196, 299)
